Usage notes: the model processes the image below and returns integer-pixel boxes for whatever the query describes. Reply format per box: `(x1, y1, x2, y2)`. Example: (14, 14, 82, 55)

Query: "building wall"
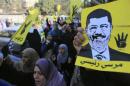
(22, 0, 38, 8)
(0, 14, 25, 23)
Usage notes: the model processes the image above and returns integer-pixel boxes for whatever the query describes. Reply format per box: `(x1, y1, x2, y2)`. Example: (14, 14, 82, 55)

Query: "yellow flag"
(75, 56, 130, 74)
(81, 0, 130, 54)
(75, 0, 130, 73)
(29, 7, 40, 15)
(57, 4, 61, 13)
(11, 8, 40, 45)
(70, 0, 83, 20)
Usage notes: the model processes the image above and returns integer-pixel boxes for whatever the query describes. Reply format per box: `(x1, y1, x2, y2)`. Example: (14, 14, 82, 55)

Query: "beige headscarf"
(15, 48, 39, 73)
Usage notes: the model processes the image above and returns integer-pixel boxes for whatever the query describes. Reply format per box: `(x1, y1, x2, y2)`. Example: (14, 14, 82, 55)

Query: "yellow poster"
(57, 4, 61, 13)
(70, 0, 83, 20)
(75, 0, 130, 74)
(81, 0, 130, 54)
(75, 56, 130, 74)
(11, 8, 40, 45)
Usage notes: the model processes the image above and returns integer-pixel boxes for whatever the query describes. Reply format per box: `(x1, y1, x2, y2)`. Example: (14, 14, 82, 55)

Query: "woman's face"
(58, 47, 65, 54)
(34, 66, 46, 86)
(22, 54, 30, 65)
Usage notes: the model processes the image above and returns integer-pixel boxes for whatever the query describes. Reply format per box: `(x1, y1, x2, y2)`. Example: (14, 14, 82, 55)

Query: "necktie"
(95, 54, 106, 60)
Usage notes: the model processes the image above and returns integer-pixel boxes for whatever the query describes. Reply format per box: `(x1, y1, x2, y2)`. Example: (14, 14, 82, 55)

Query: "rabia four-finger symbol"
(114, 32, 128, 48)
(20, 20, 32, 35)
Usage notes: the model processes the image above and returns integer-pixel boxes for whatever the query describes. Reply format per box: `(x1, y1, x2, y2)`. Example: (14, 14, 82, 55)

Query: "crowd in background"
(0, 13, 82, 86)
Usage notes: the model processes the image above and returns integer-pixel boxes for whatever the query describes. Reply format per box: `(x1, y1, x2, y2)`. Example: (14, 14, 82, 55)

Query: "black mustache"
(92, 34, 106, 40)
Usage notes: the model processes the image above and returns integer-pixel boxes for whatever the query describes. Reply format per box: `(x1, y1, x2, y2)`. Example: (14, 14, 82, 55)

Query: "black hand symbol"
(72, 5, 78, 16)
(114, 32, 128, 48)
(20, 20, 32, 35)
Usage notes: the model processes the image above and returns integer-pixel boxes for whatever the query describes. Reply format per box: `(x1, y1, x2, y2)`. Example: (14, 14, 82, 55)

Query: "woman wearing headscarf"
(57, 44, 68, 69)
(13, 48, 40, 86)
(34, 58, 66, 86)
(56, 44, 72, 86)
(41, 32, 56, 58)
(0, 48, 39, 86)
(27, 24, 42, 57)
(14, 48, 39, 72)
(21, 48, 40, 72)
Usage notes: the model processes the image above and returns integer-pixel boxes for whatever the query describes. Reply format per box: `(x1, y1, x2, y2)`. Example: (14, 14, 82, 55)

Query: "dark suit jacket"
(78, 44, 130, 86)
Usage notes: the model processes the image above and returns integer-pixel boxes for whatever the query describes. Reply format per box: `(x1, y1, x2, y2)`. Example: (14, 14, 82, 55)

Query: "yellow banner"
(70, 0, 83, 20)
(81, 0, 130, 54)
(75, 56, 130, 74)
(11, 8, 40, 45)
(57, 4, 61, 13)
(29, 7, 40, 15)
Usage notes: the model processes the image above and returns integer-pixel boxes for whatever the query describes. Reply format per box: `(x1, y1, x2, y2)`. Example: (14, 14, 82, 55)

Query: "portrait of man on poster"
(71, 8, 130, 86)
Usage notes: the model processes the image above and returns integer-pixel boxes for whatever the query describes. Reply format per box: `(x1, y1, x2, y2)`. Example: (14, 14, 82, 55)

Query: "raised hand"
(114, 32, 128, 48)
(73, 27, 85, 54)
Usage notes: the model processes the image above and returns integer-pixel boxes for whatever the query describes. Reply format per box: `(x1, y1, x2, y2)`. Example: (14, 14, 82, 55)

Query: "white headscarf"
(57, 44, 68, 64)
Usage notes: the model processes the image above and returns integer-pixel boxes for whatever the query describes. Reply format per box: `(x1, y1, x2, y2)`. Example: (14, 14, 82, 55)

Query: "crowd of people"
(0, 1, 129, 85)
(0, 14, 81, 86)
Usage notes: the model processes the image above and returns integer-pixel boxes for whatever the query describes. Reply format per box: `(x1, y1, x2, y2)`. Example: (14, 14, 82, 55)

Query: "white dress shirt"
(92, 46, 110, 61)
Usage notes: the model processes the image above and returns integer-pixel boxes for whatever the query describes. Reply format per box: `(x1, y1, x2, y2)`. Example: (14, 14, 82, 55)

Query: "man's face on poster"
(86, 16, 112, 53)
